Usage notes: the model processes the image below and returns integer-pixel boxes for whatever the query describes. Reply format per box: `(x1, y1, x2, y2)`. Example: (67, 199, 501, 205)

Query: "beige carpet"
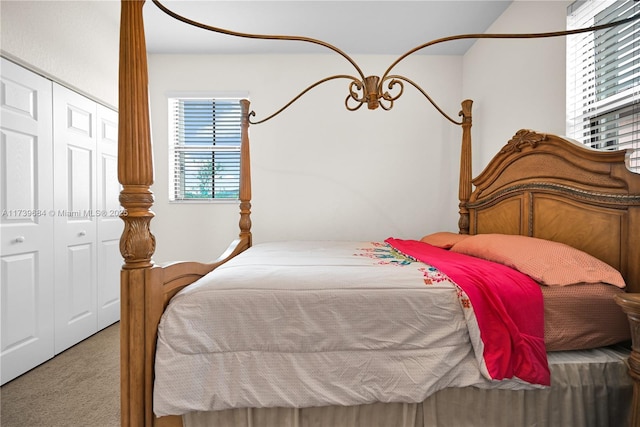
(0, 322, 120, 427)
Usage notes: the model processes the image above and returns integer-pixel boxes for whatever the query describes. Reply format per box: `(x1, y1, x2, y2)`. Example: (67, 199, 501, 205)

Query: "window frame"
(167, 91, 249, 203)
(566, 0, 639, 173)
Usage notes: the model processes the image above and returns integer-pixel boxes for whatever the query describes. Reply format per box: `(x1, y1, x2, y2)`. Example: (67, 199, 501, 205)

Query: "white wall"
(0, 0, 120, 108)
(463, 0, 571, 175)
(148, 54, 464, 263)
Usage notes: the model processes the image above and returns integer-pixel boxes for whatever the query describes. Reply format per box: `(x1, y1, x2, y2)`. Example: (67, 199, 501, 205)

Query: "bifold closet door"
(0, 58, 55, 384)
(96, 105, 121, 329)
(52, 84, 99, 354)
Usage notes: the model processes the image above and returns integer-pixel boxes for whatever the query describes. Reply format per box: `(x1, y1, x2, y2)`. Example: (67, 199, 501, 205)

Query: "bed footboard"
(122, 235, 251, 427)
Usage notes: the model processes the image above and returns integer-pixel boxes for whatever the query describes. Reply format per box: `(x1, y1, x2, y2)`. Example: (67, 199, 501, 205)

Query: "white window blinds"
(566, 0, 640, 173)
(169, 97, 244, 201)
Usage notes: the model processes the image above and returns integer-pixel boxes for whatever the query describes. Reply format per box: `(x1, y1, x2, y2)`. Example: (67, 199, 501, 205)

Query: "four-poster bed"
(118, 1, 640, 426)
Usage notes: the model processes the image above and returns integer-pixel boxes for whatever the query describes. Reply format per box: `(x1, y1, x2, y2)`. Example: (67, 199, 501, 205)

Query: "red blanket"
(385, 238, 550, 386)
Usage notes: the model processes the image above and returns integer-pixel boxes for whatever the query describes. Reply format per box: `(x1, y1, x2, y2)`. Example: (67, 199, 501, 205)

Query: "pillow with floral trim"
(420, 232, 470, 249)
(450, 233, 626, 288)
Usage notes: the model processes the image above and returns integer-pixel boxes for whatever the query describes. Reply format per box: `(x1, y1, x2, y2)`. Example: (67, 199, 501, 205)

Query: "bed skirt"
(183, 346, 633, 427)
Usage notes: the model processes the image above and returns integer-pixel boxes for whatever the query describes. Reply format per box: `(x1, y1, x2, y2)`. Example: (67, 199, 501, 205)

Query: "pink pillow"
(450, 233, 626, 288)
(420, 232, 470, 249)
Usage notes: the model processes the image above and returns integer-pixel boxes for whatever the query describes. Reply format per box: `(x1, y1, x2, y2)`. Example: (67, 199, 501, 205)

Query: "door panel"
(96, 105, 121, 328)
(0, 58, 54, 385)
(53, 84, 98, 354)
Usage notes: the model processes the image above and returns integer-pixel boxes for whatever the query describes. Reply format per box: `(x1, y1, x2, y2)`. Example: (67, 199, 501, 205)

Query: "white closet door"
(53, 84, 98, 354)
(96, 105, 121, 329)
(0, 58, 55, 384)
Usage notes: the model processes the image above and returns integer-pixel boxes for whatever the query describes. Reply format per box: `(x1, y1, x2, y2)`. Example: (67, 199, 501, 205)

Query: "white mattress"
(154, 241, 542, 416)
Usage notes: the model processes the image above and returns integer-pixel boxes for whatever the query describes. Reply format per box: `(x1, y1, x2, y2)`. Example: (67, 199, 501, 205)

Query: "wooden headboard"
(464, 129, 640, 293)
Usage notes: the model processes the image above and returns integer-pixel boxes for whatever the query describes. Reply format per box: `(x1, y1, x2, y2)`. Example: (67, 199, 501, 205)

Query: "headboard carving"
(474, 130, 634, 200)
(500, 129, 547, 154)
(467, 130, 640, 293)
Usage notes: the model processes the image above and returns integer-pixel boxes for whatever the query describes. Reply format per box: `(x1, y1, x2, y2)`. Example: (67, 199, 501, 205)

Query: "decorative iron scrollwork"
(151, 0, 639, 126)
(345, 75, 405, 111)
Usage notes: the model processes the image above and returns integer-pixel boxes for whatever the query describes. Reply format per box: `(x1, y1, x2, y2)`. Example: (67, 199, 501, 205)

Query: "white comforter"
(154, 241, 536, 416)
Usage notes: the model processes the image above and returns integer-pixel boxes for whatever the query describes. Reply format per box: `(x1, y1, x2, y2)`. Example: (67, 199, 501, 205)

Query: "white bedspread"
(154, 241, 538, 416)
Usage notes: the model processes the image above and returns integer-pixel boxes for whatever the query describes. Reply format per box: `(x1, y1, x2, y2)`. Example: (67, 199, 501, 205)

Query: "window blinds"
(566, 0, 640, 172)
(169, 98, 242, 201)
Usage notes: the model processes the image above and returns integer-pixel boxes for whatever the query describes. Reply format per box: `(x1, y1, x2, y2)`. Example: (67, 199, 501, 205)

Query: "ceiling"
(143, 1, 513, 56)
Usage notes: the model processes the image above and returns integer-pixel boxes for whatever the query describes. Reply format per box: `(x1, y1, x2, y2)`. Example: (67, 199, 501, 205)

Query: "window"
(169, 95, 246, 201)
(566, 0, 640, 173)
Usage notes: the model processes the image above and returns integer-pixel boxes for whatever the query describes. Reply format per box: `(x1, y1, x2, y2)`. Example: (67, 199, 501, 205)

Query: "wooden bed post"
(239, 99, 252, 246)
(118, 0, 156, 426)
(615, 294, 640, 427)
(458, 99, 473, 234)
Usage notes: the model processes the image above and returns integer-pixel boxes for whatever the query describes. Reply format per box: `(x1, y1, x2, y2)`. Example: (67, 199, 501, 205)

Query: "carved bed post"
(458, 99, 473, 234)
(118, 1, 156, 426)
